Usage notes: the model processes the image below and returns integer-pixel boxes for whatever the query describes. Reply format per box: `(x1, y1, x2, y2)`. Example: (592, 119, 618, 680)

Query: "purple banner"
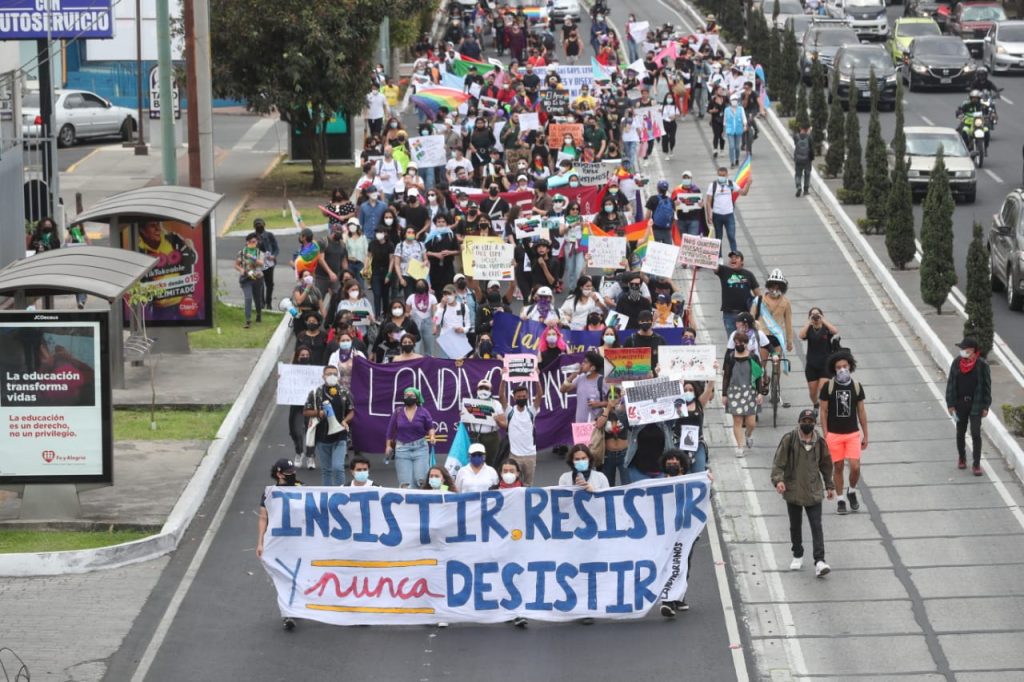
(490, 312, 686, 356)
(349, 355, 583, 454)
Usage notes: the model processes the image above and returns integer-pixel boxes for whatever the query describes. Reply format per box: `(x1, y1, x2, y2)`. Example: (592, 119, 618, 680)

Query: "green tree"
(772, 0, 781, 23)
(842, 75, 863, 201)
(809, 61, 828, 155)
(778, 26, 800, 116)
(747, 10, 771, 70)
(919, 149, 958, 313)
(768, 27, 782, 94)
(210, 0, 429, 190)
(824, 71, 845, 177)
(795, 80, 810, 130)
(720, 0, 746, 43)
(885, 155, 916, 269)
(963, 221, 994, 355)
(864, 70, 890, 232)
(892, 81, 906, 165)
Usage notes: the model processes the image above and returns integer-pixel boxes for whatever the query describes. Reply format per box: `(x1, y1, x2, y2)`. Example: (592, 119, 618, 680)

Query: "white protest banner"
(503, 353, 539, 383)
(641, 241, 680, 279)
(469, 83, 482, 98)
(659, 345, 717, 382)
(587, 236, 627, 270)
(461, 398, 497, 427)
(575, 162, 611, 186)
(514, 217, 543, 241)
(408, 135, 448, 169)
(438, 328, 473, 359)
(693, 33, 721, 54)
(531, 65, 594, 98)
(471, 241, 515, 281)
(623, 376, 687, 426)
(678, 234, 721, 269)
(519, 112, 541, 131)
(276, 362, 324, 406)
(628, 20, 650, 44)
(261, 476, 711, 625)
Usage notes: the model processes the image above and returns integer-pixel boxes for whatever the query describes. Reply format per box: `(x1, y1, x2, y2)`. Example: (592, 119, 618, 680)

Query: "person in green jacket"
(771, 409, 835, 578)
(944, 337, 992, 476)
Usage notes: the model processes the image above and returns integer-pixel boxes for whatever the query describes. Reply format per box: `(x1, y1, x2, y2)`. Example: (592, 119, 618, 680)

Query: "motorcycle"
(979, 90, 999, 128)
(961, 109, 989, 168)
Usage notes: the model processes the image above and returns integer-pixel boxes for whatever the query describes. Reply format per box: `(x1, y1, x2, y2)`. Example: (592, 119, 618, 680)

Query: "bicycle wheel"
(771, 364, 781, 428)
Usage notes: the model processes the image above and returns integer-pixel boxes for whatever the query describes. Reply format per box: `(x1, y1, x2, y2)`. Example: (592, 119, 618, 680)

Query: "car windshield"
(962, 5, 1006, 21)
(814, 29, 857, 47)
(999, 25, 1024, 41)
(840, 52, 893, 72)
(906, 134, 969, 157)
(22, 93, 39, 108)
(777, 0, 803, 12)
(898, 22, 939, 37)
(916, 39, 970, 57)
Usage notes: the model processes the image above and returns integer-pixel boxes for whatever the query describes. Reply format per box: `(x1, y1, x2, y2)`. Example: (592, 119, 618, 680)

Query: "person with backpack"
(499, 381, 542, 485)
(645, 180, 677, 244)
(771, 410, 835, 579)
(793, 124, 815, 198)
(819, 350, 868, 515)
(705, 166, 750, 256)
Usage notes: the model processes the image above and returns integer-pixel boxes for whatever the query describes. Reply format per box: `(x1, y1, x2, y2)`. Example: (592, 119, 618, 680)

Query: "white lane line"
(984, 168, 1004, 184)
(130, 398, 276, 682)
(234, 117, 276, 151)
(1001, 94, 1014, 105)
(761, 122, 1024, 533)
(919, 115, 935, 125)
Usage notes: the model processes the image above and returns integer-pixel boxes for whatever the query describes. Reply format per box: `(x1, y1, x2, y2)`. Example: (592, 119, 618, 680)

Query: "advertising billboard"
(0, 0, 115, 40)
(0, 311, 112, 484)
(123, 218, 212, 327)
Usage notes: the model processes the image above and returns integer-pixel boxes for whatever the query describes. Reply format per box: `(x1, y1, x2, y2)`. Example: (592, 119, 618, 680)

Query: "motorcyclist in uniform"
(955, 90, 994, 149)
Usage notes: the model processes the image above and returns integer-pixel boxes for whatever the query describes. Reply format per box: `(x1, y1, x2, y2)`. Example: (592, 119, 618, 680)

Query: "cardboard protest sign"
(575, 162, 611, 186)
(571, 422, 595, 445)
(503, 353, 539, 382)
(406, 259, 429, 280)
(623, 376, 687, 426)
(678, 234, 721, 269)
(408, 135, 448, 169)
(641, 241, 680, 279)
(541, 89, 570, 115)
(466, 238, 515, 281)
(659, 345, 717, 382)
(604, 347, 653, 385)
(461, 398, 498, 427)
(587, 236, 627, 270)
(547, 123, 583, 149)
(276, 363, 324, 406)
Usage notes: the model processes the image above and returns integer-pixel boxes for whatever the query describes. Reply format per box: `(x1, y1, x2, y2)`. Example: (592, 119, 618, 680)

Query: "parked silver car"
(982, 20, 1024, 73)
(21, 89, 137, 147)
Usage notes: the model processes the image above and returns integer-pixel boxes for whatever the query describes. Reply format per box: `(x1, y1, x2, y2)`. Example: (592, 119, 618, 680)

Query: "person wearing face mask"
(945, 337, 991, 476)
(751, 269, 794, 363)
(287, 346, 317, 468)
(594, 197, 626, 238)
(499, 381, 542, 485)
(343, 217, 369, 291)
(347, 457, 375, 487)
(480, 184, 510, 226)
(475, 281, 506, 338)
(707, 87, 727, 158)
(560, 351, 608, 423)
(772, 410, 835, 579)
(303, 366, 355, 486)
(722, 329, 765, 457)
(799, 307, 839, 415)
(358, 186, 387, 235)
(295, 311, 328, 364)
(521, 285, 555, 323)
(620, 109, 640, 172)
(653, 293, 684, 328)
(558, 444, 610, 490)
(392, 227, 428, 299)
(584, 311, 606, 334)
(595, 392, 629, 485)
(704, 166, 750, 256)
(672, 171, 704, 237)
(364, 81, 390, 138)
(387, 387, 437, 489)
(27, 217, 61, 253)
(614, 274, 652, 330)
(492, 459, 523, 489)
(235, 232, 265, 329)
(559, 276, 606, 330)
(461, 379, 506, 465)
(334, 282, 376, 330)
(819, 350, 867, 515)
(537, 317, 567, 368)
(624, 309, 667, 367)
(674, 379, 716, 473)
(715, 250, 760, 337)
(368, 227, 395, 319)
(425, 214, 460, 291)
(393, 333, 423, 362)
(434, 283, 473, 359)
(257, 457, 303, 631)
(420, 466, 456, 492)
(376, 300, 420, 362)
(404, 278, 437, 355)
(456, 443, 500, 493)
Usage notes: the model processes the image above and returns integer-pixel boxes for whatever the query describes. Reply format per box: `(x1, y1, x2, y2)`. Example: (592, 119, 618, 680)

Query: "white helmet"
(766, 268, 788, 294)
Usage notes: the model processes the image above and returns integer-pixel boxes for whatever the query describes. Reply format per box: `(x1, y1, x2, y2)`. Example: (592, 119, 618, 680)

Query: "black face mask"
(515, 397, 528, 408)
(283, 473, 297, 485)
(479, 340, 493, 354)
(297, 356, 311, 365)
(664, 464, 681, 476)
(734, 344, 747, 352)
(800, 423, 815, 435)
(486, 292, 502, 305)
(457, 281, 467, 290)
(401, 344, 416, 354)
(639, 321, 652, 331)
(416, 285, 428, 294)
(629, 283, 641, 291)
(489, 189, 499, 197)
(306, 321, 319, 330)
(404, 396, 418, 406)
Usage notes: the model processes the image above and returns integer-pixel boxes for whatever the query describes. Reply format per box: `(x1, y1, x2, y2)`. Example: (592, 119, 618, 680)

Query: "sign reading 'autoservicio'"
(0, 0, 114, 40)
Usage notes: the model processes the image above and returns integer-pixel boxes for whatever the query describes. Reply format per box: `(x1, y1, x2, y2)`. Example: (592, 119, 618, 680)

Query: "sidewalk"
(658, 106, 1024, 677)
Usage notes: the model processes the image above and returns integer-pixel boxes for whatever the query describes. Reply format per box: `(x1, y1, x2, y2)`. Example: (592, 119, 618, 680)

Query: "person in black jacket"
(254, 218, 279, 310)
(944, 337, 992, 476)
(614, 272, 652, 329)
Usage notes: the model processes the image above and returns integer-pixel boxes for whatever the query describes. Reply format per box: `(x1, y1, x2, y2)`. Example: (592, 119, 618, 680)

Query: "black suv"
(989, 188, 1024, 310)
(830, 44, 900, 108)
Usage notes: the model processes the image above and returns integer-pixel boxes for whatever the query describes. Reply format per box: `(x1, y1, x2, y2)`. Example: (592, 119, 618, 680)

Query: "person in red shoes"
(945, 337, 991, 476)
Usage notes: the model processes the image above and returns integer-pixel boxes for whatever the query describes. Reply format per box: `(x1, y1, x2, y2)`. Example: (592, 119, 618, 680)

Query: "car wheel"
(991, 252, 1004, 292)
(120, 117, 135, 142)
(1009, 265, 1024, 311)
(57, 124, 76, 148)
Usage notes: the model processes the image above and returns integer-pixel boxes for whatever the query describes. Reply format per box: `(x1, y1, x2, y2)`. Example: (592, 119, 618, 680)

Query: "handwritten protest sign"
(408, 135, 448, 169)
(623, 376, 687, 425)
(642, 241, 680, 279)
(587, 236, 627, 270)
(470, 240, 515, 280)
(575, 162, 611, 186)
(276, 363, 324, 406)
(547, 123, 583, 149)
(541, 89, 570, 116)
(678, 234, 721, 269)
(519, 112, 541, 131)
(628, 20, 650, 43)
(503, 353, 539, 382)
(461, 398, 497, 427)
(406, 259, 429, 280)
(604, 347, 652, 385)
(571, 422, 595, 445)
(659, 345, 717, 382)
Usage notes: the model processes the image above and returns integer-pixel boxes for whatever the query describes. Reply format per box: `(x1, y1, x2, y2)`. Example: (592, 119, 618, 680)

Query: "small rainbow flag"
(521, 6, 547, 20)
(295, 241, 320, 277)
(630, 224, 654, 267)
(451, 55, 497, 77)
(733, 155, 752, 201)
(411, 87, 470, 117)
(623, 220, 650, 243)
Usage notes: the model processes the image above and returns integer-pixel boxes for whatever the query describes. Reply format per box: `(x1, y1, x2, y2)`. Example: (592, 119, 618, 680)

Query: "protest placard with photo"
(604, 347, 653, 385)
(604, 310, 629, 331)
(547, 123, 583, 149)
(503, 353, 539, 382)
(678, 425, 700, 451)
(659, 345, 717, 381)
(408, 135, 448, 169)
(634, 107, 665, 143)
(479, 96, 499, 112)
(678, 234, 722, 269)
(622, 376, 687, 426)
(514, 217, 543, 241)
(348, 307, 373, 327)
(587, 236, 627, 270)
(461, 398, 498, 427)
(641, 241, 680, 279)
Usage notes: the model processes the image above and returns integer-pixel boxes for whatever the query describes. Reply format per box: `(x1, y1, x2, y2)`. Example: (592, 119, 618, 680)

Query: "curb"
(0, 314, 294, 576)
(761, 106, 1024, 480)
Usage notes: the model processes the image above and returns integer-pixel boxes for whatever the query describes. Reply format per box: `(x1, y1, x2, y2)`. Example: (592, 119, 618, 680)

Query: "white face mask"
(375, 233, 386, 241)
(546, 334, 558, 344)
(478, 390, 491, 399)
(353, 470, 370, 483)
(384, 218, 394, 226)
(501, 472, 518, 485)
(603, 335, 616, 346)
(959, 349, 972, 359)
(325, 374, 339, 387)
(348, 290, 360, 300)
(392, 307, 404, 317)
(428, 477, 443, 489)
(302, 275, 314, 286)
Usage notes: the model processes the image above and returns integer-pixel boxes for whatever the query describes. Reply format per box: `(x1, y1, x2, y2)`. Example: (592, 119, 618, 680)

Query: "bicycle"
(768, 353, 783, 428)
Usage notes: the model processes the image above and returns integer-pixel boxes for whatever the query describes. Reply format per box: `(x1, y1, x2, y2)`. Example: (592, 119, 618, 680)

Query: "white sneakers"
(790, 557, 804, 571)
(815, 561, 831, 578)
(303, 455, 316, 470)
(734, 447, 745, 458)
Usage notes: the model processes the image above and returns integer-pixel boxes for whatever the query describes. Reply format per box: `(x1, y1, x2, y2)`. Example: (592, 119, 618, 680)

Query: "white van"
(826, 0, 889, 39)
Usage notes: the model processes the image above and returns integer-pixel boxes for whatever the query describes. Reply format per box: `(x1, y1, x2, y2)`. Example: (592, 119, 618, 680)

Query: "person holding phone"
(557, 445, 610, 491)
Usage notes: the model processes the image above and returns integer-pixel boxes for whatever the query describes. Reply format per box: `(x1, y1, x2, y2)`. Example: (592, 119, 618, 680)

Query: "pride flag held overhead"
(411, 87, 471, 117)
(732, 155, 751, 201)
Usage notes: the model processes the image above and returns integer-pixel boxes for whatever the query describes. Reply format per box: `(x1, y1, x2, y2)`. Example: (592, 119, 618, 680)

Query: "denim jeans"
(371, 273, 390, 319)
(712, 212, 737, 254)
(727, 133, 743, 166)
(418, 167, 435, 190)
(239, 278, 264, 323)
(622, 140, 638, 171)
(690, 442, 708, 473)
(627, 466, 662, 483)
(680, 217, 701, 236)
(347, 260, 365, 292)
(788, 502, 825, 563)
(722, 311, 740, 338)
(602, 447, 629, 486)
(653, 228, 673, 244)
(316, 439, 347, 486)
(562, 250, 584, 295)
(395, 438, 430, 489)
(795, 161, 811, 191)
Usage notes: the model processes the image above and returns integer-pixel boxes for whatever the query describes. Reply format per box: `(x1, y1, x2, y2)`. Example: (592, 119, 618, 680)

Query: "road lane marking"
(1001, 94, 1014, 105)
(234, 117, 277, 151)
(920, 115, 934, 125)
(64, 146, 102, 174)
(984, 168, 1004, 184)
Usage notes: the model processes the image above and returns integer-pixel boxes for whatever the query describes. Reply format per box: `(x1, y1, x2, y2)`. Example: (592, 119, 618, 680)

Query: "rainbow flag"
(521, 6, 547, 20)
(604, 347, 654, 384)
(623, 220, 650, 243)
(732, 155, 752, 201)
(451, 55, 497, 77)
(411, 87, 470, 117)
(630, 224, 654, 267)
(295, 240, 320, 276)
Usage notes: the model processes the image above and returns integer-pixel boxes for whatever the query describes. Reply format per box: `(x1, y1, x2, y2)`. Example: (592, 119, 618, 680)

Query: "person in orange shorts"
(819, 350, 868, 515)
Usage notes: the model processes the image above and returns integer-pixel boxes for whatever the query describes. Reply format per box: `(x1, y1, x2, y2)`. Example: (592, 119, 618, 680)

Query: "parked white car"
(549, 0, 580, 23)
(21, 89, 137, 147)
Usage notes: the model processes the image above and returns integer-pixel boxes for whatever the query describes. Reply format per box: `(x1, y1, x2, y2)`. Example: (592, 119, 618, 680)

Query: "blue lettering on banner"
(270, 490, 302, 536)
(0, 0, 115, 40)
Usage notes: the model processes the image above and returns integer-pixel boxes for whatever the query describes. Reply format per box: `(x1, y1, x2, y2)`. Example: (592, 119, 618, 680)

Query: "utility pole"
(133, 0, 147, 155)
(183, 0, 200, 187)
(191, 0, 215, 192)
(378, 17, 390, 75)
(155, 0, 177, 184)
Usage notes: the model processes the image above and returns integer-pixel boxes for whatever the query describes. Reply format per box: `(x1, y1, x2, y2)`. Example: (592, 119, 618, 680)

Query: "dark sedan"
(830, 45, 901, 109)
(901, 35, 978, 90)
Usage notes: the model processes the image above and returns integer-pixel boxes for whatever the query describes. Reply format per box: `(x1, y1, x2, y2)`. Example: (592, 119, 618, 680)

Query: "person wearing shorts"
(800, 307, 839, 416)
(819, 350, 868, 515)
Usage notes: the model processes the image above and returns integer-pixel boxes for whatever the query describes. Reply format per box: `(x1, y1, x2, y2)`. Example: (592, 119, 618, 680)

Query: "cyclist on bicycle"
(726, 311, 770, 363)
(751, 269, 794, 362)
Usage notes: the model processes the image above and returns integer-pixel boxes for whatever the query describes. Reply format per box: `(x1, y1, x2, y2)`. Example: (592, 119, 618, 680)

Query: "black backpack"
(794, 135, 812, 163)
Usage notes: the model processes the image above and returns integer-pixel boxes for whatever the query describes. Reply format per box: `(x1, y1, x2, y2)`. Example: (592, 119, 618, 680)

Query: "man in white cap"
(521, 285, 555, 322)
(456, 442, 500, 492)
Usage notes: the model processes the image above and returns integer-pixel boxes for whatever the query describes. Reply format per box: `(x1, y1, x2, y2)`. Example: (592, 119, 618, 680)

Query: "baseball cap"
(681, 170, 693, 178)
(407, 187, 419, 197)
(728, 250, 744, 259)
(487, 280, 501, 289)
(477, 379, 492, 389)
(271, 458, 296, 476)
(469, 443, 487, 455)
(798, 409, 816, 422)
(956, 337, 979, 350)
(453, 273, 467, 283)
(536, 286, 553, 297)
